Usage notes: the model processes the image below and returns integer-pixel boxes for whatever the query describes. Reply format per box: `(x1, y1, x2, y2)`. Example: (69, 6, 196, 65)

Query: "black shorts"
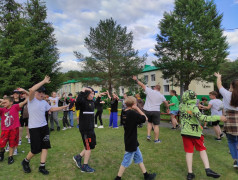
(144, 110, 160, 125)
(20, 118, 28, 127)
(212, 121, 220, 126)
(80, 131, 96, 150)
(29, 125, 51, 154)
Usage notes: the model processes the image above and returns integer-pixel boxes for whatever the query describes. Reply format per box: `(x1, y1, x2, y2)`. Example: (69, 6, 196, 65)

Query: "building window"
(151, 86, 155, 89)
(151, 74, 155, 81)
(164, 85, 169, 92)
(144, 75, 148, 83)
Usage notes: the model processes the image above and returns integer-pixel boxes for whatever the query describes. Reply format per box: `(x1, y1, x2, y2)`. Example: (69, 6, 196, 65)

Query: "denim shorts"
(121, 147, 143, 167)
(170, 110, 179, 115)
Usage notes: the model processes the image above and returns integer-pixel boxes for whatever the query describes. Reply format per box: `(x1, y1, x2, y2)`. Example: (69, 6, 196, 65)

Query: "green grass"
(0, 113, 237, 180)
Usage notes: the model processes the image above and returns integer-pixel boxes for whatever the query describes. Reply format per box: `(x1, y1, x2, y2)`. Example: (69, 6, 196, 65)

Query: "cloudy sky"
(17, 0, 238, 72)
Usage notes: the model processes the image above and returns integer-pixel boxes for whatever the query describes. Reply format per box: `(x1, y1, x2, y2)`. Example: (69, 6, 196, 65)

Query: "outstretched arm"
(214, 72, 223, 90)
(132, 75, 146, 90)
(50, 105, 69, 112)
(17, 88, 29, 95)
(202, 104, 212, 110)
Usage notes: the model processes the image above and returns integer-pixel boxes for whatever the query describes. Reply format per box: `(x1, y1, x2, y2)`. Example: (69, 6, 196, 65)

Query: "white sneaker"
(95, 124, 98, 128)
(68, 126, 71, 129)
(25, 135, 28, 139)
(13, 148, 18, 156)
(5, 145, 9, 152)
(62, 127, 67, 130)
(98, 125, 104, 128)
(28, 138, 31, 144)
(18, 140, 22, 145)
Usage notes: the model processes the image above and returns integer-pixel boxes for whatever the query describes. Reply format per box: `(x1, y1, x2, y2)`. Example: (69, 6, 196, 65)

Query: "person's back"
(209, 99, 223, 116)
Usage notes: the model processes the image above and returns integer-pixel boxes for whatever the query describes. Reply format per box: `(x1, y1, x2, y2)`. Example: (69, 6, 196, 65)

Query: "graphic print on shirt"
(4, 112, 14, 127)
(51, 100, 56, 106)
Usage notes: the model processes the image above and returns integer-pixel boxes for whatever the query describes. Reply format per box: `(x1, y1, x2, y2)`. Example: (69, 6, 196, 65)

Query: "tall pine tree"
(154, 0, 229, 95)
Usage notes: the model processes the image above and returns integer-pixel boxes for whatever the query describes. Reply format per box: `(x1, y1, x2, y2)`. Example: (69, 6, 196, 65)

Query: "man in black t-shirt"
(107, 91, 119, 128)
(114, 96, 156, 180)
(94, 92, 106, 128)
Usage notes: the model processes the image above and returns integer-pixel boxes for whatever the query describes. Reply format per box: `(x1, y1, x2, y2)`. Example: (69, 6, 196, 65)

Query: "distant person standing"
(168, 90, 180, 130)
(132, 76, 168, 143)
(94, 92, 106, 128)
(62, 96, 70, 130)
(107, 91, 119, 128)
(68, 93, 75, 127)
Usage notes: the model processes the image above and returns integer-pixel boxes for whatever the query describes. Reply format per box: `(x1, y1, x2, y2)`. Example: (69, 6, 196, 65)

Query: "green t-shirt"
(170, 96, 179, 111)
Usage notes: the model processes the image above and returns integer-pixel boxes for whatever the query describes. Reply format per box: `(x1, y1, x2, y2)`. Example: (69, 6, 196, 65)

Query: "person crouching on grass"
(0, 96, 28, 164)
(179, 90, 227, 180)
(21, 76, 68, 175)
(114, 96, 156, 180)
(73, 87, 96, 173)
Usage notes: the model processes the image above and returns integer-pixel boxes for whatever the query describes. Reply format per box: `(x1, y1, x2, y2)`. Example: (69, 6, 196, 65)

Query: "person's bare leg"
(171, 115, 177, 128)
(9, 147, 15, 156)
(117, 165, 126, 177)
(40, 149, 48, 163)
(26, 127, 30, 138)
(147, 122, 152, 137)
(200, 150, 210, 169)
(154, 125, 160, 140)
(213, 126, 220, 139)
(80, 149, 86, 157)
(139, 162, 147, 173)
(19, 127, 23, 141)
(26, 151, 35, 161)
(186, 153, 193, 173)
(83, 150, 91, 164)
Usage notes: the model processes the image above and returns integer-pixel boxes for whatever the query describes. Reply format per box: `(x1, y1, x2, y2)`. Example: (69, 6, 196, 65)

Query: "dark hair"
(230, 79, 238, 107)
(4, 96, 14, 102)
(201, 97, 208, 101)
(209, 91, 218, 97)
(170, 90, 177, 96)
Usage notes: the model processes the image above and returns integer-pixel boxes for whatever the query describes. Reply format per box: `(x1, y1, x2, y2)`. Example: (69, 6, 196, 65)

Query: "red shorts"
(0, 128, 19, 148)
(182, 135, 206, 153)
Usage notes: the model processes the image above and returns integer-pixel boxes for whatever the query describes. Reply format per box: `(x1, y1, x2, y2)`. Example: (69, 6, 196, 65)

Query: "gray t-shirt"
(219, 87, 238, 111)
(209, 99, 223, 116)
(28, 98, 51, 128)
(143, 87, 166, 112)
(49, 97, 60, 108)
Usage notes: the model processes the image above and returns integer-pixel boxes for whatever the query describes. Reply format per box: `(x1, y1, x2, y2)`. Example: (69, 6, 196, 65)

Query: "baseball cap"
(36, 86, 46, 93)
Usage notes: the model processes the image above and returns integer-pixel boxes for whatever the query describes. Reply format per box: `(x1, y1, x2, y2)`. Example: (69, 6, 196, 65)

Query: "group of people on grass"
(0, 72, 237, 180)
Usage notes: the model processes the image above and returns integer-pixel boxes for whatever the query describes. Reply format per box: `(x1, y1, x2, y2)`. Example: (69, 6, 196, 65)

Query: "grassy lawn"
(0, 112, 237, 180)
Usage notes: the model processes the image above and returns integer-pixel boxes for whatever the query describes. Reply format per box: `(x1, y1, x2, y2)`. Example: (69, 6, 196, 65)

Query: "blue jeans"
(226, 133, 238, 159)
(68, 111, 74, 127)
(109, 112, 118, 128)
(121, 147, 143, 167)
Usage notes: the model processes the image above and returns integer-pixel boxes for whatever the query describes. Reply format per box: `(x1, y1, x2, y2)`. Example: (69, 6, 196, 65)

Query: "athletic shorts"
(29, 125, 51, 154)
(170, 110, 179, 116)
(144, 110, 160, 125)
(76, 110, 80, 118)
(121, 147, 143, 168)
(0, 128, 19, 148)
(182, 135, 206, 153)
(20, 118, 29, 127)
(211, 121, 220, 126)
(80, 131, 96, 150)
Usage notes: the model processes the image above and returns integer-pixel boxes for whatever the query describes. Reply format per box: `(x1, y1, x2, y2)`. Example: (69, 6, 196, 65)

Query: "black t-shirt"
(13, 98, 24, 104)
(111, 98, 118, 112)
(121, 109, 146, 152)
(94, 97, 103, 112)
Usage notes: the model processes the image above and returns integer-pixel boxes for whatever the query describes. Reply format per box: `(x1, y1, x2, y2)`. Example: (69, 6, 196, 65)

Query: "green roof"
(142, 65, 160, 73)
(62, 77, 102, 85)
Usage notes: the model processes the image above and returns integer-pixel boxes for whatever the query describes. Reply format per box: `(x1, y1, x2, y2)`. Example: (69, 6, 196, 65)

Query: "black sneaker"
(187, 173, 195, 180)
(73, 155, 82, 169)
(0, 149, 5, 161)
(57, 127, 60, 131)
(22, 159, 31, 173)
(171, 127, 177, 130)
(81, 164, 95, 173)
(144, 173, 156, 180)
(233, 160, 238, 168)
(220, 133, 224, 138)
(205, 168, 220, 178)
(50, 128, 54, 131)
(8, 156, 14, 164)
(39, 166, 49, 175)
(176, 124, 180, 129)
(215, 138, 222, 141)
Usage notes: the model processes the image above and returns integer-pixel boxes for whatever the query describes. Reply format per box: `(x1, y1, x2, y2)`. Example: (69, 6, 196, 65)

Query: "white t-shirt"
(219, 87, 238, 111)
(49, 97, 60, 108)
(209, 99, 223, 116)
(28, 98, 51, 128)
(143, 87, 166, 112)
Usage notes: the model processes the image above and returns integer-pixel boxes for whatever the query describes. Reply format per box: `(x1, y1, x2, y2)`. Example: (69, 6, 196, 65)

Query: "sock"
(144, 172, 148, 178)
(24, 158, 29, 163)
(40, 162, 45, 168)
(115, 176, 121, 180)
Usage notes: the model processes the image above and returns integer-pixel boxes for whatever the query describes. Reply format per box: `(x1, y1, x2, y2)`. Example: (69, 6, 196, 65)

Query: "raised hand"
(220, 115, 227, 122)
(17, 87, 25, 92)
(43, 75, 51, 84)
(132, 75, 137, 81)
(214, 72, 221, 78)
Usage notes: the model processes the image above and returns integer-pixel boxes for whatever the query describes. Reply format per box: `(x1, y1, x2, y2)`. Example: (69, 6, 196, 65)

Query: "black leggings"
(95, 110, 103, 125)
(63, 111, 70, 127)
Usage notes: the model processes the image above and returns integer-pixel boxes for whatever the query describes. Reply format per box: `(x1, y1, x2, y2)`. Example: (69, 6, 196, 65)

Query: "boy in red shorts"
(0, 95, 28, 164)
(180, 90, 227, 180)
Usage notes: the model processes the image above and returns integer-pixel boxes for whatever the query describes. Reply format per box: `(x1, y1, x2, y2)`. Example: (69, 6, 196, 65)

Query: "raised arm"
(17, 88, 29, 95)
(19, 97, 28, 108)
(132, 104, 148, 121)
(132, 75, 146, 90)
(214, 72, 223, 90)
(106, 90, 111, 99)
(163, 100, 169, 109)
(113, 93, 120, 100)
(50, 105, 69, 112)
(29, 76, 51, 101)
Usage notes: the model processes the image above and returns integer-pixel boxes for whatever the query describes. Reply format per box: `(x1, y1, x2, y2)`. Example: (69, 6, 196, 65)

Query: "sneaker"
(39, 166, 49, 175)
(154, 139, 162, 143)
(187, 173, 195, 180)
(25, 135, 29, 139)
(94, 124, 98, 128)
(13, 148, 18, 156)
(205, 168, 220, 178)
(176, 124, 180, 129)
(5, 145, 9, 152)
(62, 127, 67, 131)
(50, 128, 54, 131)
(215, 138, 222, 141)
(145, 173, 157, 180)
(81, 164, 95, 173)
(0, 149, 5, 161)
(147, 136, 151, 141)
(220, 133, 224, 138)
(28, 138, 31, 144)
(98, 125, 104, 128)
(171, 127, 177, 130)
(22, 159, 31, 173)
(57, 126, 60, 131)
(113, 127, 119, 129)
(68, 126, 72, 129)
(73, 155, 82, 169)
(233, 160, 238, 168)
(8, 156, 14, 164)
(18, 140, 22, 145)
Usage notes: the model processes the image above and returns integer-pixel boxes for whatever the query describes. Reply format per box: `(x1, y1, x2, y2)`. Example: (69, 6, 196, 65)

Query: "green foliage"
(154, 0, 229, 93)
(74, 18, 146, 94)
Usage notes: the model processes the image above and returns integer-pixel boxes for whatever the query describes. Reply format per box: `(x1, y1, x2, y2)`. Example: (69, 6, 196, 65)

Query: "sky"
(16, 0, 238, 72)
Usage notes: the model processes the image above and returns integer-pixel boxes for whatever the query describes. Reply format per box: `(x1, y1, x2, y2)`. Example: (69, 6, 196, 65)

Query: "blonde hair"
(125, 96, 137, 107)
